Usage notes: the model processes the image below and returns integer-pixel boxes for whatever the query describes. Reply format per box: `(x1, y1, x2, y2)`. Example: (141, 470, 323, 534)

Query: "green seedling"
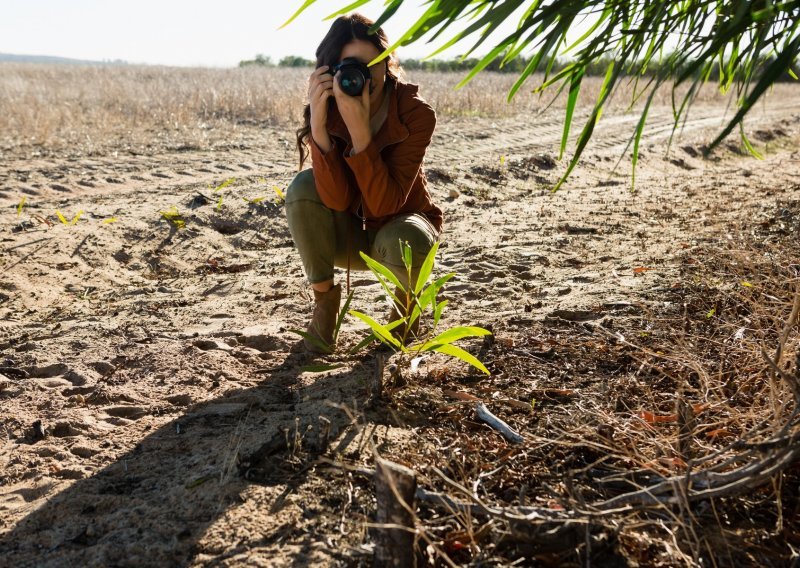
(243, 196, 266, 204)
(291, 289, 355, 355)
(103, 217, 118, 224)
(17, 197, 26, 217)
(210, 178, 236, 193)
(160, 207, 185, 229)
(56, 209, 84, 225)
(273, 185, 286, 202)
(216, 195, 224, 210)
(350, 241, 492, 375)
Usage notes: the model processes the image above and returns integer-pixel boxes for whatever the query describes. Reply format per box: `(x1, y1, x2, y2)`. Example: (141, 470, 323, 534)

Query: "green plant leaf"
(289, 328, 332, 353)
(559, 66, 584, 160)
(400, 240, 413, 272)
(417, 273, 455, 313)
(359, 251, 404, 292)
(419, 326, 492, 351)
(333, 290, 355, 343)
(349, 332, 378, 354)
(279, 0, 318, 29)
(430, 343, 490, 375)
(349, 310, 403, 350)
(414, 241, 439, 294)
(433, 299, 448, 327)
(213, 178, 235, 193)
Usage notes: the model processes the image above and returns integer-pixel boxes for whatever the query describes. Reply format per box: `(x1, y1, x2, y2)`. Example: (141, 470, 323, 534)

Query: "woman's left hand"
(333, 73, 371, 153)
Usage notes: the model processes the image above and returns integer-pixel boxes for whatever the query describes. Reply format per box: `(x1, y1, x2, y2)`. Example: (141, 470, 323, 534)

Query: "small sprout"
(216, 196, 224, 210)
(56, 209, 84, 225)
(17, 197, 27, 217)
(273, 185, 286, 202)
(102, 217, 118, 224)
(243, 196, 266, 204)
(706, 307, 716, 318)
(210, 178, 236, 193)
(500, 155, 506, 165)
(740, 281, 753, 288)
(160, 207, 185, 229)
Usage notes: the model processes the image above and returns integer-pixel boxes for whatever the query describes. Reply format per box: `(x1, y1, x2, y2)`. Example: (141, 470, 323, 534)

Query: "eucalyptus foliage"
(285, 0, 800, 188)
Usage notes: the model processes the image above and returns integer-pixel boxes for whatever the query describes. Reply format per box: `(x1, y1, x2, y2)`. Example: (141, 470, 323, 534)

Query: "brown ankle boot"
(305, 284, 341, 353)
(388, 288, 420, 343)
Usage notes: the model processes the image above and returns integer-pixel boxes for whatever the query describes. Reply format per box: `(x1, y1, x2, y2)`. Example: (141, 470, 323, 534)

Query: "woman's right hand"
(309, 66, 334, 152)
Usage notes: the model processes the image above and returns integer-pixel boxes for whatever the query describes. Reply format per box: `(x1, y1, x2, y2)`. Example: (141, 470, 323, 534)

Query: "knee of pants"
(372, 216, 436, 269)
(285, 169, 321, 207)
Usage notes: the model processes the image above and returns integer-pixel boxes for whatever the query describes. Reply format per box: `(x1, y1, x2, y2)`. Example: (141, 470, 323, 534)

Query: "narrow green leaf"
(414, 241, 439, 294)
(334, 289, 355, 343)
(359, 251, 404, 292)
(739, 123, 764, 159)
(323, 0, 372, 20)
(559, 67, 584, 160)
(349, 332, 377, 354)
(279, 0, 318, 29)
(430, 343, 489, 375)
(630, 88, 657, 190)
(707, 35, 800, 155)
(417, 273, 454, 313)
(400, 240, 413, 271)
(213, 178, 235, 193)
(349, 310, 403, 350)
(289, 328, 331, 353)
(433, 300, 448, 327)
(371, 0, 403, 29)
(419, 326, 492, 351)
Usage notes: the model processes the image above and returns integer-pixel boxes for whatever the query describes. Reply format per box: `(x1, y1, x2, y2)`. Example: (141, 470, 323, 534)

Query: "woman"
(286, 13, 443, 353)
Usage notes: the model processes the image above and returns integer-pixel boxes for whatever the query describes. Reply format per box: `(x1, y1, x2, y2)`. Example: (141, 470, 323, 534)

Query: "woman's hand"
(308, 66, 334, 152)
(333, 72, 371, 154)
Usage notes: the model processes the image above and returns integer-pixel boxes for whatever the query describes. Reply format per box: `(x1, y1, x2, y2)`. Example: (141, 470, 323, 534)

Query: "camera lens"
(338, 68, 365, 96)
(332, 58, 371, 97)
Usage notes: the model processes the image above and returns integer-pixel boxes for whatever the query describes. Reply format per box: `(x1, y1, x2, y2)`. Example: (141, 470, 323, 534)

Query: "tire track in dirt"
(0, 141, 298, 207)
(428, 102, 800, 165)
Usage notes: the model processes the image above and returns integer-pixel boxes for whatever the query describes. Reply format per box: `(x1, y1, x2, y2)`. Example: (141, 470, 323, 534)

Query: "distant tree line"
(239, 54, 313, 67)
(239, 53, 796, 82)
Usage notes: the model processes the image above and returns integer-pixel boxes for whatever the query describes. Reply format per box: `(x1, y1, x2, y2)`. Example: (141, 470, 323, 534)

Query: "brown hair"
(295, 13, 404, 170)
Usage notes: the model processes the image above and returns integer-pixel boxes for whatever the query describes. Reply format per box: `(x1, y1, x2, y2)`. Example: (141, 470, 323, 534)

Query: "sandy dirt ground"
(2, 88, 800, 566)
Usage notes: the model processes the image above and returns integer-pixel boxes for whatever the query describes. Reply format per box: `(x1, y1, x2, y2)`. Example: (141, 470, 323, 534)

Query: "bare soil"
(2, 88, 800, 567)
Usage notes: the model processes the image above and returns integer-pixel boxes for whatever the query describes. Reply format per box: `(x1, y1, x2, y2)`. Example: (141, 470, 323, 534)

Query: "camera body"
(329, 58, 371, 96)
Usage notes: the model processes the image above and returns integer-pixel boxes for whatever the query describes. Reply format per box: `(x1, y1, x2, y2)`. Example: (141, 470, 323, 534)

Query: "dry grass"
(5, 62, 795, 157)
(378, 202, 800, 565)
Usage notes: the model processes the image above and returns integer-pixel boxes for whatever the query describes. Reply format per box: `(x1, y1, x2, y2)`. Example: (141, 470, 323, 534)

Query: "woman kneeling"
(286, 13, 443, 353)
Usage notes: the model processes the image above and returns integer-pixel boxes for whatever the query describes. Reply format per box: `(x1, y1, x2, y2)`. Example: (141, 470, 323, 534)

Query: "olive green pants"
(285, 169, 439, 287)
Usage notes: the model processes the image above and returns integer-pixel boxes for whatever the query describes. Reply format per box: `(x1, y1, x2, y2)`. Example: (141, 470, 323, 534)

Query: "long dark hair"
(295, 13, 404, 170)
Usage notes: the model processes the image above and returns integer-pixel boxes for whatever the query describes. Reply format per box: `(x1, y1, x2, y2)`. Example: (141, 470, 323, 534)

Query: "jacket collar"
(328, 80, 410, 152)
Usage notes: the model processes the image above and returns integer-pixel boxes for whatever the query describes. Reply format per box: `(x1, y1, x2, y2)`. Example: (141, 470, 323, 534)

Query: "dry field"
(1, 63, 800, 567)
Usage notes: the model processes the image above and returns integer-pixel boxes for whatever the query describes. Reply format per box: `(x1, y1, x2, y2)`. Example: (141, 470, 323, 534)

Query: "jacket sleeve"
(310, 137, 357, 212)
(344, 100, 435, 218)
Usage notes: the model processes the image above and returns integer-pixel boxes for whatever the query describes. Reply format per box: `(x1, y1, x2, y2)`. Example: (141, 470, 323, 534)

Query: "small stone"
(448, 189, 460, 199)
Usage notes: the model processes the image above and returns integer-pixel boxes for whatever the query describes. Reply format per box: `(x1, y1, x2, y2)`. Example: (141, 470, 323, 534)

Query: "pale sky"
(0, 0, 524, 67)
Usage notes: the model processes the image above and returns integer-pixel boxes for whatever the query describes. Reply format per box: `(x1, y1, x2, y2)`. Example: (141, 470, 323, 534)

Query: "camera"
(330, 58, 371, 96)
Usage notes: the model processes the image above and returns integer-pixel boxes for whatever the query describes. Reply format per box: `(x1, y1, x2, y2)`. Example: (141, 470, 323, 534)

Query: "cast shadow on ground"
(0, 347, 379, 567)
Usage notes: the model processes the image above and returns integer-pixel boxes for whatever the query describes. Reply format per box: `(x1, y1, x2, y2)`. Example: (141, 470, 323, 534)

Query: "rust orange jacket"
(309, 80, 443, 233)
